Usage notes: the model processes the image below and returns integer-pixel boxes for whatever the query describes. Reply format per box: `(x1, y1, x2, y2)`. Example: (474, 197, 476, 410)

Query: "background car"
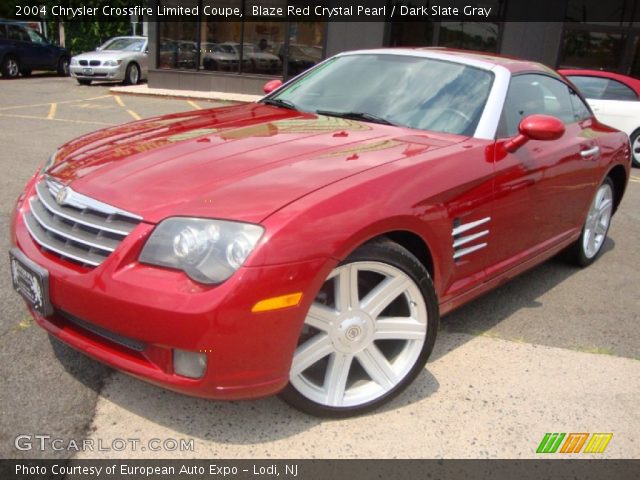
(560, 69, 640, 168)
(69, 36, 148, 86)
(221, 42, 281, 74)
(10, 49, 630, 417)
(200, 42, 245, 72)
(0, 20, 69, 78)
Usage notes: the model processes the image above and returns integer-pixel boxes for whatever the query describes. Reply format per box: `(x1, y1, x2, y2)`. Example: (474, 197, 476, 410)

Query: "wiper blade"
(262, 98, 298, 110)
(316, 110, 396, 126)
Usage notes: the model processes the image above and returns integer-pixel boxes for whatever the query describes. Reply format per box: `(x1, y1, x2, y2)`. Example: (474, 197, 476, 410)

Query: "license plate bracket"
(10, 248, 53, 317)
(83, 67, 93, 75)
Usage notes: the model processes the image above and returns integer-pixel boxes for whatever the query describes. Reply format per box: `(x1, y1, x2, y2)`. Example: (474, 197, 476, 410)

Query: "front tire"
(1, 56, 20, 78)
(567, 177, 615, 267)
(123, 63, 140, 85)
(57, 56, 70, 76)
(630, 129, 640, 168)
(279, 239, 439, 417)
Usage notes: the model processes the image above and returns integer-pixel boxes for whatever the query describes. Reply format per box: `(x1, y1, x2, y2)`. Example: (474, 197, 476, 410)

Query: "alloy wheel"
(583, 182, 613, 259)
(289, 261, 428, 408)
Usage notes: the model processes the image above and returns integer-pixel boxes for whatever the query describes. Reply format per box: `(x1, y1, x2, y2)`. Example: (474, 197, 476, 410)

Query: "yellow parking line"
(0, 112, 115, 126)
(187, 100, 202, 110)
(127, 109, 142, 121)
(47, 103, 57, 120)
(631, 176, 640, 181)
(113, 95, 126, 107)
(0, 95, 111, 111)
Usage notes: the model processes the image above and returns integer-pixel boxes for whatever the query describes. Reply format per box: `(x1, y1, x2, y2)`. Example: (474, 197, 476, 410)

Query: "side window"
(0, 24, 6, 40)
(568, 75, 638, 101)
(499, 74, 574, 138)
(569, 88, 592, 121)
(568, 76, 608, 99)
(8, 25, 30, 42)
(602, 79, 637, 101)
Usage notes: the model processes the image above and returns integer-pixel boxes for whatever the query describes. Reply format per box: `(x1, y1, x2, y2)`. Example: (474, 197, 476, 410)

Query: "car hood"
(47, 103, 464, 224)
(73, 51, 136, 61)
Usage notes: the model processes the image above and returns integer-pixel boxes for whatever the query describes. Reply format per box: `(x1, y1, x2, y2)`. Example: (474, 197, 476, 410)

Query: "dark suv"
(0, 21, 70, 78)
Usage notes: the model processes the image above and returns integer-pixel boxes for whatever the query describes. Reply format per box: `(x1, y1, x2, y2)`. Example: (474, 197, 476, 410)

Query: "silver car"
(70, 36, 148, 86)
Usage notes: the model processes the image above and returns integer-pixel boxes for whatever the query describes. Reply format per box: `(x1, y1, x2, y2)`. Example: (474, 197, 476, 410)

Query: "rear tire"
(279, 239, 439, 417)
(566, 177, 615, 267)
(76, 79, 92, 86)
(1, 56, 20, 78)
(630, 129, 640, 168)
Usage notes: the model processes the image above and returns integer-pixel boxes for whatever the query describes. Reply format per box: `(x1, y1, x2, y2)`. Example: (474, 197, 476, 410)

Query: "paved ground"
(1, 75, 639, 460)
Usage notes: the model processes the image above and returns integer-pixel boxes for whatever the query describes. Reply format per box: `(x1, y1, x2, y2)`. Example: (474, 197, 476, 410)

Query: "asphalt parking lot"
(1, 75, 639, 460)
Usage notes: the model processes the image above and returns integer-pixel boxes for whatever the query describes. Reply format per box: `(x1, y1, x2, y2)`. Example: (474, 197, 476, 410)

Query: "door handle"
(580, 146, 600, 158)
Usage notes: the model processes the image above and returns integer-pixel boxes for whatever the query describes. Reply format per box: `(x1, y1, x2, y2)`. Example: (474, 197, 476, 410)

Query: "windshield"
(271, 54, 494, 136)
(101, 38, 145, 52)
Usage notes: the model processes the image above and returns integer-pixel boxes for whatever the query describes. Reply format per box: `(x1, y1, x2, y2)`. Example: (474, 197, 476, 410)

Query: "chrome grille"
(24, 177, 141, 267)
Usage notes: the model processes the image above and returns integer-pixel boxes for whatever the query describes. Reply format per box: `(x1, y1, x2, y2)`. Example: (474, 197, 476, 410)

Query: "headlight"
(103, 60, 122, 66)
(40, 150, 58, 174)
(139, 217, 264, 284)
(70, 58, 78, 66)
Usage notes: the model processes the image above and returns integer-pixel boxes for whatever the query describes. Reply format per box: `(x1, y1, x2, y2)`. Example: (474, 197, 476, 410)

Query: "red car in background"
(560, 68, 640, 168)
(10, 48, 630, 417)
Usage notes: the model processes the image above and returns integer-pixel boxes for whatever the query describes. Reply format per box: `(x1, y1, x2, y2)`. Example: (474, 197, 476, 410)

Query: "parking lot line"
(127, 109, 142, 120)
(0, 112, 115, 126)
(187, 100, 202, 110)
(47, 103, 57, 120)
(0, 95, 112, 111)
(113, 95, 126, 108)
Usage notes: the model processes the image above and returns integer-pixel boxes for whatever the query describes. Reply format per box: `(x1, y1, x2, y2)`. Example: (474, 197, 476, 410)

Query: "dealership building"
(146, 0, 640, 94)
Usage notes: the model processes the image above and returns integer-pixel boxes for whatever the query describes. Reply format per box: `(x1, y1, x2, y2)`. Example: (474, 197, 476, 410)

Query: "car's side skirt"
(439, 228, 581, 316)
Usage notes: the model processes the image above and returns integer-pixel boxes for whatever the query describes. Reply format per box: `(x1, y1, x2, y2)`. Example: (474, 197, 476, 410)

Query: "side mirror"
(504, 114, 565, 153)
(96, 46, 103, 51)
(263, 79, 283, 94)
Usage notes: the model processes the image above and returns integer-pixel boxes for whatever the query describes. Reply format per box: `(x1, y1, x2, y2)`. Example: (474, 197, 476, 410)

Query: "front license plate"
(83, 67, 93, 75)
(10, 248, 52, 316)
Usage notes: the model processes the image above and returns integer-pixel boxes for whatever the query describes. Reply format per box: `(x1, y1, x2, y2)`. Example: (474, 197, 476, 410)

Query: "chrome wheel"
(290, 260, 428, 409)
(583, 182, 613, 259)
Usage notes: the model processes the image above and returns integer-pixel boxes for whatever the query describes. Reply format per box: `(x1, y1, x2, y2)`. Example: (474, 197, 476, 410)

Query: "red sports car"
(10, 48, 630, 417)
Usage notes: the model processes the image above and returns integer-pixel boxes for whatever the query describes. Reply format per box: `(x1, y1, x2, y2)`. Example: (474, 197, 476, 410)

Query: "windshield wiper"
(316, 110, 396, 126)
(262, 98, 298, 110)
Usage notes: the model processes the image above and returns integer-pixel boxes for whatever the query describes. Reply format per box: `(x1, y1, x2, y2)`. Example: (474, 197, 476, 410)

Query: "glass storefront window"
(437, 22, 499, 52)
(157, 0, 198, 70)
(566, 0, 632, 26)
(243, 0, 286, 75)
(201, 1, 242, 72)
(559, 29, 627, 70)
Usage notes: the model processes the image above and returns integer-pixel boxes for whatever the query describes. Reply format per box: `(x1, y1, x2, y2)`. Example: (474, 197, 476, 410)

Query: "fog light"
(173, 349, 207, 379)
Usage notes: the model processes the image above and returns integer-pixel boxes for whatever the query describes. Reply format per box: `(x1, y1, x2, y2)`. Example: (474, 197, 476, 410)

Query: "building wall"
(500, 23, 564, 67)
(325, 22, 386, 57)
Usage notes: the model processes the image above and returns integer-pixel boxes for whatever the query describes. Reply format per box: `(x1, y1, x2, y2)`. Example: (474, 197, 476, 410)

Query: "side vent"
(452, 217, 490, 261)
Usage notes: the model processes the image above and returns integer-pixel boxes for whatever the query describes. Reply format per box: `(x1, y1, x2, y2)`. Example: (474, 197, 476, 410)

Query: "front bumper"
(70, 64, 126, 81)
(11, 179, 329, 400)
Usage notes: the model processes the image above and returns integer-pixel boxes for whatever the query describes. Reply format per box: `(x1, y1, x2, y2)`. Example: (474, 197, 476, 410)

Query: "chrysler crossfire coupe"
(10, 48, 630, 417)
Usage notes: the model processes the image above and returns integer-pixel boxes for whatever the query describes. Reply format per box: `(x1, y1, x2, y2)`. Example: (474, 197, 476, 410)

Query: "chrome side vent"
(23, 177, 141, 268)
(452, 217, 490, 261)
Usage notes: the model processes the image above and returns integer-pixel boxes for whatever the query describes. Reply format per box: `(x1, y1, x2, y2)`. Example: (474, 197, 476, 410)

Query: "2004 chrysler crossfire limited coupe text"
(10, 48, 630, 417)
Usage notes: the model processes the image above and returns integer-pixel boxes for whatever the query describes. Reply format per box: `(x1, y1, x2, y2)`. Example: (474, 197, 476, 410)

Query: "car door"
(6, 25, 32, 69)
(489, 73, 600, 274)
(24, 27, 58, 69)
